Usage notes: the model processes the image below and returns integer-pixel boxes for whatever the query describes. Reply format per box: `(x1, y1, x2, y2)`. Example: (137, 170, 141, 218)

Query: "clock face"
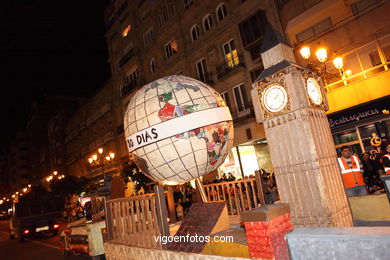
(262, 84, 288, 113)
(306, 78, 322, 105)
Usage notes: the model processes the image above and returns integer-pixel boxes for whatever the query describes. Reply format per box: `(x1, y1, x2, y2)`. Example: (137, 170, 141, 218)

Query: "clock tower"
(252, 24, 353, 227)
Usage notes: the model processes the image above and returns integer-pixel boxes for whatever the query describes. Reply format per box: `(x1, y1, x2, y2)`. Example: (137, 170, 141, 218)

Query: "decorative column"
(251, 24, 353, 227)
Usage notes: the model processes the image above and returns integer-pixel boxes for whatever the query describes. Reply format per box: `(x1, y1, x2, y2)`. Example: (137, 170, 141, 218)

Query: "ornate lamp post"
(88, 148, 115, 180)
(299, 46, 347, 81)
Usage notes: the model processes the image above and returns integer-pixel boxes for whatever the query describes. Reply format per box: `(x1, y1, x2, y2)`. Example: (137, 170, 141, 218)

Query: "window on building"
(122, 24, 131, 38)
(150, 57, 157, 73)
(250, 66, 264, 82)
(216, 3, 227, 22)
(196, 58, 207, 82)
(220, 91, 232, 109)
(296, 17, 332, 43)
(184, 0, 193, 9)
(110, 32, 119, 52)
(370, 44, 390, 66)
(124, 69, 139, 88)
(157, 1, 175, 27)
(165, 39, 178, 59)
(143, 27, 155, 47)
(223, 39, 239, 67)
(118, 48, 135, 67)
(203, 14, 213, 32)
(233, 84, 249, 111)
(162, 6, 169, 23)
(238, 10, 267, 60)
(191, 25, 200, 41)
(351, 0, 381, 15)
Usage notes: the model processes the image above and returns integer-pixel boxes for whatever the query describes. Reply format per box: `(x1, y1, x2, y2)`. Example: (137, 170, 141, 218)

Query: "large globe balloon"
(124, 75, 234, 185)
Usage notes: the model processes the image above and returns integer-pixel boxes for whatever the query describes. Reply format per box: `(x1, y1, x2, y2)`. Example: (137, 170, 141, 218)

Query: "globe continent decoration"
(123, 75, 234, 185)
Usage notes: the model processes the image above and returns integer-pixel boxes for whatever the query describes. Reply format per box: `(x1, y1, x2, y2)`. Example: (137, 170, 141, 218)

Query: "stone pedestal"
(242, 204, 292, 260)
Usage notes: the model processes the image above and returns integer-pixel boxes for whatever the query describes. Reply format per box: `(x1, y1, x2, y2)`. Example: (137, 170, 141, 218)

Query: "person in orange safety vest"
(337, 146, 367, 196)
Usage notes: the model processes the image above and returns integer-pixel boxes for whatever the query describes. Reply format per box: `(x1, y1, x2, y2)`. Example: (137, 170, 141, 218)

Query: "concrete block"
(286, 227, 390, 260)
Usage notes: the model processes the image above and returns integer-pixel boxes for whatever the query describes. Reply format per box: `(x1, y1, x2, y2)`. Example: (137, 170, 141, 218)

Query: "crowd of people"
(62, 196, 93, 221)
(173, 185, 196, 220)
(59, 144, 390, 225)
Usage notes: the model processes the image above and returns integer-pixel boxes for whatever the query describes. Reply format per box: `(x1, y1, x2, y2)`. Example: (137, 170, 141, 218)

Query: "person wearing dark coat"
(361, 152, 380, 188)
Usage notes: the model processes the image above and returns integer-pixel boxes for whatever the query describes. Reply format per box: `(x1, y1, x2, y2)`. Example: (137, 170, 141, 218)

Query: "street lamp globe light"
(98, 148, 104, 154)
(333, 56, 344, 70)
(315, 48, 328, 63)
(300, 46, 311, 60)
(88, 157, 93, 164)
(109, 152, 115, 159)
(93, 154, 98, 161)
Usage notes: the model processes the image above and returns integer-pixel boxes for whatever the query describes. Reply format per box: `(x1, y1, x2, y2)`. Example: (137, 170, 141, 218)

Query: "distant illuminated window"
(165, 39, 178, 59)
(122, 25, 131, 38)
(223, 39, 239, 68)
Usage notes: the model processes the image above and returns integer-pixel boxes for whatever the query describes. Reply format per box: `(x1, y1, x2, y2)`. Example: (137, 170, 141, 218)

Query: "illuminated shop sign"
(328, 96, 389, 129)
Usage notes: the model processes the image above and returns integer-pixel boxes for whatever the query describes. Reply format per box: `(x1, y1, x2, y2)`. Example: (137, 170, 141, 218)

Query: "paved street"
(0, 220, 87, 260)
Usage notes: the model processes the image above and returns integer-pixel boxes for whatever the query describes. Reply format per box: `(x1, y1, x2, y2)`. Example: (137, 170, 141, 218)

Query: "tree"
(121, 161, 153, 193)
(50, 176, 89, 197)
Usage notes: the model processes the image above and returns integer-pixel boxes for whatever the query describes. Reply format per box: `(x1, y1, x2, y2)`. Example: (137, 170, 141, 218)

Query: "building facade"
(103, 0, 390, 181)
(279, 0, 390, 155)
(64, 81, 121, 180)
(104, 0, 279, 179)
(7, 132, 30, 191)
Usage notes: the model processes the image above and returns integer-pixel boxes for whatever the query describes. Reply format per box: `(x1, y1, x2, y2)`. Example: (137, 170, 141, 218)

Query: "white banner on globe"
(126, 106, 232, 153)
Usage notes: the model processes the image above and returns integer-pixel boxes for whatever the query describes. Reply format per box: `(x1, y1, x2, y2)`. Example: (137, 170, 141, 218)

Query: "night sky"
(0, 0, 110, 146)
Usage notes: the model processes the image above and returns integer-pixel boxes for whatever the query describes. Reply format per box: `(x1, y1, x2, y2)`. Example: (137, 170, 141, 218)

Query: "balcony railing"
(229, 103, 255, 123)
(326, 61, 390, 92)
(118, 49, 135, 68)
(121, 78, 145, 97)
(217, 54, 246, 79)
(324, 34, 390, 91)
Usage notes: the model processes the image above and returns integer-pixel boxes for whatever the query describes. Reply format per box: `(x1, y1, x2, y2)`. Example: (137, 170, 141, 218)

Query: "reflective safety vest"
(383, 154, 390, 175)
(337, 155, 365, 189)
